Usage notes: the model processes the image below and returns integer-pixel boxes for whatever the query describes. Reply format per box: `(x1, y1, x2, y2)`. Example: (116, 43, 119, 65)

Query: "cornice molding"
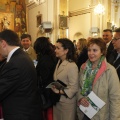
(69, 6, 94, 17)
(26, 1, 38, 10)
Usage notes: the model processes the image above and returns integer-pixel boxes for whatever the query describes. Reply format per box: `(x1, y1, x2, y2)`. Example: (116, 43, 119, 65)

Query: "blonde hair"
(77, 38, 87, 52)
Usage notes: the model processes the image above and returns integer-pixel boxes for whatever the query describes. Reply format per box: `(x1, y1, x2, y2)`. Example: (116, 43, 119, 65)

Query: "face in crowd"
(87, 38, 106, 64)
(102, 30, 113, 44)
(21, 37, 31, 50)
(112, 31, 120, 53)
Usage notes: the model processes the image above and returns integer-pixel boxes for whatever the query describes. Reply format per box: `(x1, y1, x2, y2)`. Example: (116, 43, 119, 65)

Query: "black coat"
(36, 54, 57, 87)
(36, 54, 59, 107)
(0, 48, 42, 120)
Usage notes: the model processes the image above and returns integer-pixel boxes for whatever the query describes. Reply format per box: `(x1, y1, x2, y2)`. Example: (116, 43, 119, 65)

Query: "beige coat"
(53, 60, 79, 120)
(25, 46, 37, 60)
(77, 62, 120, 120)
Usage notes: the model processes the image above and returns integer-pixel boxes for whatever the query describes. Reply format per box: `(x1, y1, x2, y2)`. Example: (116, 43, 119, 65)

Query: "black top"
(76, 47, 88, 70)
(36, 54, 57, 88)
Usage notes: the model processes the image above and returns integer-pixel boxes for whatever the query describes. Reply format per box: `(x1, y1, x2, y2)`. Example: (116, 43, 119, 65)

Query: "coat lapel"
(27, 47, 32, 55)
(54, 60, 69, 80)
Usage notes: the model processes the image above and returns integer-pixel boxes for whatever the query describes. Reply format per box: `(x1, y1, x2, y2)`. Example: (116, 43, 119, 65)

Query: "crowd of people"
(0, 28, 120, 120)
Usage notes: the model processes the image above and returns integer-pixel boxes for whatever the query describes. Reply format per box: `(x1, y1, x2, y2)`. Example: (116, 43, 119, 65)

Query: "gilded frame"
(36, 14, 42, 27)
(59, 15, 68, 29)
(0, 12, 14, 32)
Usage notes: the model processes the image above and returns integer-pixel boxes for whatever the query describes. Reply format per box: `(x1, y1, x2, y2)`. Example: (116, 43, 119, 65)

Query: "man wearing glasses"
(108, 28, 120, 79)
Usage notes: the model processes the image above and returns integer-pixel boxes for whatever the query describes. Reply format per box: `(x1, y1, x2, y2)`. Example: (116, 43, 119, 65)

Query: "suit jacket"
(0, 48, 42, 120)
(106, 41, 114, 61)
(107, 50, 120, 80)
(113, 57, 120, 80)
(25, 46, 37, 61)
(0, 59, 6, 72)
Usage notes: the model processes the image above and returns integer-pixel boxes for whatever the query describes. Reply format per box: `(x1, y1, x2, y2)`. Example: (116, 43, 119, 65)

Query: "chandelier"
(94, 3, 105, 15)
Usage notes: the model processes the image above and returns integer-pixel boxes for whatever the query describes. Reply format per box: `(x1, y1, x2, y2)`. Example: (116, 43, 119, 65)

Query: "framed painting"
(0, 12, 14, 32)
(59, 15, 68, 29)
(36, 14, 42, 27)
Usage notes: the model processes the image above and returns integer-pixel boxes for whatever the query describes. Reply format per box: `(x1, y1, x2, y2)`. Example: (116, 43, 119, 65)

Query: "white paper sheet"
(79, 91, 105, 119)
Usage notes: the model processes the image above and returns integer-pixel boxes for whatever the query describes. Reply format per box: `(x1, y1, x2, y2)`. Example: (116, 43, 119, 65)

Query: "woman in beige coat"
(51, 38, 79, 120)
(77, 38, 120, 120)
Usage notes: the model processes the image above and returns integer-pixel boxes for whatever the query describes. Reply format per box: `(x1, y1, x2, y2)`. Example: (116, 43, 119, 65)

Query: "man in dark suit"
(102, 29, 114, 61)
(107, 28, 120, 79)
(0, 30, 42, 120)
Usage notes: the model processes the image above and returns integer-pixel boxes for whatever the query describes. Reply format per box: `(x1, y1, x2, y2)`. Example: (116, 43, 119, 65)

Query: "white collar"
(7, 47, 20, 62)
(23, 47, 30, 52)
(106, 41, 111, 48)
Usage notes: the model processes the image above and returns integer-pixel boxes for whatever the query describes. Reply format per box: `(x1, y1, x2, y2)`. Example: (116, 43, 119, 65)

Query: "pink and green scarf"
(81, 56, 105, 96)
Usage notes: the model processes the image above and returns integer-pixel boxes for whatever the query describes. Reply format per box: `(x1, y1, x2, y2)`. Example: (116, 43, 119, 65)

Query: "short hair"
(0, 29, 20, 46)
(56, 38, 76, 62)
(103, 29, 112, 33)
(87, 37, 106, 56)
(21, 34, 31, 41)
(114, 28, 120, 32)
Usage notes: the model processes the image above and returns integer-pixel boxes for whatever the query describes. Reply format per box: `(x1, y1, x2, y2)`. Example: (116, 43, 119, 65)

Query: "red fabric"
(47, 107, 53, 120)
(43, 107, 53, 120)
(0, 105, 3, 119)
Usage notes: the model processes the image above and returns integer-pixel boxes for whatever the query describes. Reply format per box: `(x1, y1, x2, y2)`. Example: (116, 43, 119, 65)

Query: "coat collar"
(54, 59, 69, 80)
(81, 59, 108, 87)
(26, 47, 33, 55)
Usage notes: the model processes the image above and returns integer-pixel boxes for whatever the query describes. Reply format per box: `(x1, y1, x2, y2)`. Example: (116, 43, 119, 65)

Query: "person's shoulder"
(29, 46, 35, 51)
(67, 61, 78, 69)
(106, 62, 117, 72)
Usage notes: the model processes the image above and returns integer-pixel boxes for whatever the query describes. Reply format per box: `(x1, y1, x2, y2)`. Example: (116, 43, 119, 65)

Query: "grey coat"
(77, 61, 120, 120)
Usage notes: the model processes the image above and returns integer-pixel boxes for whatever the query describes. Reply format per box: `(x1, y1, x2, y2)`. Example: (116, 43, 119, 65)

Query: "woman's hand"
(51, 85, 59, 94)
(77, 97, 89, 107)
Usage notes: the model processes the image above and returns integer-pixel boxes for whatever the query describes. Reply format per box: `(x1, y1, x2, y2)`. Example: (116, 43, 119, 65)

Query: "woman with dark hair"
(51, 38, 79, 120)
(34, 37, 57, 120)
(34, 37, 56, 87)
(77, 38, 120, 120)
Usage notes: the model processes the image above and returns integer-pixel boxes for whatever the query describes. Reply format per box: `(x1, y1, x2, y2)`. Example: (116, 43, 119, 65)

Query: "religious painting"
(59, 15, 68, 29)
(36, 14, 42, 27)
(0, 0, 27, 37)
(0, 12, 14, 32)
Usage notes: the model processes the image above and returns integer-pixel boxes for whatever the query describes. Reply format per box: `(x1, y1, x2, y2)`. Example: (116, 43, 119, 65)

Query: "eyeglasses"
(112, 38, 120, 41)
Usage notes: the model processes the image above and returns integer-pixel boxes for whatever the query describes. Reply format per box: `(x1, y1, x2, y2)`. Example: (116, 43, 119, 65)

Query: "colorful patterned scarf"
(81, 56, 105, 96)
